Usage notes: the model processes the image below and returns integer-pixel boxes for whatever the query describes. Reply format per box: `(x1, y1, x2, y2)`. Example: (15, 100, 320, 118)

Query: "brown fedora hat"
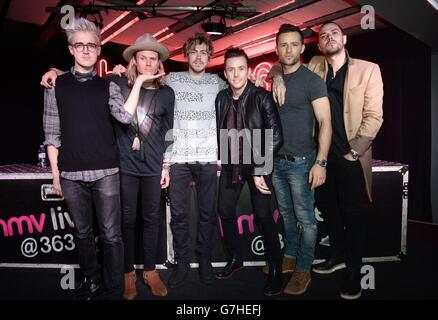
(123, 33, 169, 62)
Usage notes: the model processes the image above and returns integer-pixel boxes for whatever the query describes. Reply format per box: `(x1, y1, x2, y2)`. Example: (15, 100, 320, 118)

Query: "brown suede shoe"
(284, 270, 311, 295)
(262, 257, 296, 275)
(143, 270, 168, 297)
(123, 271, 137, 300)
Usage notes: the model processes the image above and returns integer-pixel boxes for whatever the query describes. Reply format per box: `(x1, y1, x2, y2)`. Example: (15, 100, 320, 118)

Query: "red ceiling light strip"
(242, 36, 276, 50)
(233, 31, 278, 48)
(158, 33, 174, 43)
(233, 24, 309, 52)
(100, 12, 130, 34)
(153, 27, 169, 38)
(102, 17, 140, 45)
(101, 0, 145, 33)
(100, 0, 146, 44)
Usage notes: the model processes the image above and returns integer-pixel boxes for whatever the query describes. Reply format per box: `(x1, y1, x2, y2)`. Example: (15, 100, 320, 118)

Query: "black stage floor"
(1, 220, 437, 301)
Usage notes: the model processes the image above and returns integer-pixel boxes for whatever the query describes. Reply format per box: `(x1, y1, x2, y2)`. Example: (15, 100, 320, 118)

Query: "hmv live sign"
(0, 175, 285, 265)
(186, 182, 286, 263)
(0, 179, 77, 264)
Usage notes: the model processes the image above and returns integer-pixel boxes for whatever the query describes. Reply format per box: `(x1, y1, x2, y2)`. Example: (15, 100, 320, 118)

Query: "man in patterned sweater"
(164, 33, 226, 287)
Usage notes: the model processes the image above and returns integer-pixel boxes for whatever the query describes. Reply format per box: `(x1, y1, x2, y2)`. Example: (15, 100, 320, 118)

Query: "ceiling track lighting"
(202, 16, 227, 35)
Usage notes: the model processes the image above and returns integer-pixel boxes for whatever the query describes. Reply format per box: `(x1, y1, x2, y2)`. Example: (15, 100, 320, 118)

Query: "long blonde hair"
(126, 53, 165, 87)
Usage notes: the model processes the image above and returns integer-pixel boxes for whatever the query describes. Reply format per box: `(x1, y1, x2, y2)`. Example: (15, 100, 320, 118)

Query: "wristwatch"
(350, 149, 359, 161)
(315, 159, 327, 167)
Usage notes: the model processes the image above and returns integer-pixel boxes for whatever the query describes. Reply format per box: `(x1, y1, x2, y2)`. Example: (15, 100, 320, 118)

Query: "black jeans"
(168, 163, 217, 263)
(120, 173, 162, 272)
(315, 154, 369, 274)
(218, 166, 282, 266)
(61, 173, 124, 298)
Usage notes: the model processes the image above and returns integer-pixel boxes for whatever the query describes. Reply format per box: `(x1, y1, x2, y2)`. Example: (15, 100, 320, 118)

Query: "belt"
(275, 154, 296, 161)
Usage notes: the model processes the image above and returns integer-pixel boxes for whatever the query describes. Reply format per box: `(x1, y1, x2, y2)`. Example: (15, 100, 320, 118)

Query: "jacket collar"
(225, 80, 254, 100)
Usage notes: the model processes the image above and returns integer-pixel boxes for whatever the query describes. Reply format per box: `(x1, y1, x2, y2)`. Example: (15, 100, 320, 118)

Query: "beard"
(324, 42, 344, 56)
(279, 54, 300, 67)
(189, 60, 206, 73)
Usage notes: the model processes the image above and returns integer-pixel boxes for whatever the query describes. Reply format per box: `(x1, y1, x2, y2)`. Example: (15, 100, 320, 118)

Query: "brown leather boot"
(123, 271, 137, 300)
(143, 270, 168, 297)
(262, 256, 296, 275)
(284, 270, 311, 295)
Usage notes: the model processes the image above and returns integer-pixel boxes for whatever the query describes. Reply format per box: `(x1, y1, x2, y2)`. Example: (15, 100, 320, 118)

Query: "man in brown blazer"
(270, 21, 383, 300)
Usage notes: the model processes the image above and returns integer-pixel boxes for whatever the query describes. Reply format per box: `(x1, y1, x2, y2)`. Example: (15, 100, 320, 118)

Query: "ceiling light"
(202, 22, 226, 35)
(202, 16, 227, 35)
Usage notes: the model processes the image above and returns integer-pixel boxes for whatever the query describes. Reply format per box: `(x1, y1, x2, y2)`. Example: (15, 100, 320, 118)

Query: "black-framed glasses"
(71, 42, 99, 52)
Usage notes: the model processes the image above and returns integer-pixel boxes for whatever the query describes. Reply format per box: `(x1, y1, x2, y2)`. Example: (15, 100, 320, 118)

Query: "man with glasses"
(70, 42, 99, 52)
(42, 18, 158, 300)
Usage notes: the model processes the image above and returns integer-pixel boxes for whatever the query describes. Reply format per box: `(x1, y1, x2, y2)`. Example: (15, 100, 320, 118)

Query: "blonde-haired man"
(43, 18, 135, 300)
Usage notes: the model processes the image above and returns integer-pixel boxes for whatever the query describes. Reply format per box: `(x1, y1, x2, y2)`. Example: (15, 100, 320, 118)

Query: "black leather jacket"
(215, 82, 283, 175)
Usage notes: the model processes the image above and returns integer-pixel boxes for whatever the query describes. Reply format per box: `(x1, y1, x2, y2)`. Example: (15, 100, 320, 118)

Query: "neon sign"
(252, 62, 272, 91)
(97, 59, 113, 77)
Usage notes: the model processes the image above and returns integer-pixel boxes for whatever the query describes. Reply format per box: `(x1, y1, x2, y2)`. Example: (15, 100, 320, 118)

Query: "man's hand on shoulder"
(40, 68, 64, 88)
(272, 75, 286, 106)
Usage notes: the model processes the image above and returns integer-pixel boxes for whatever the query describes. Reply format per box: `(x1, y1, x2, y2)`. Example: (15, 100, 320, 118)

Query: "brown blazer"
(307, 53, 384, 202)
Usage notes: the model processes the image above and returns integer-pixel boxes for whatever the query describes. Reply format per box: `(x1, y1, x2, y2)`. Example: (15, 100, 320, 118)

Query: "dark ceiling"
(4, 0, 436, 67)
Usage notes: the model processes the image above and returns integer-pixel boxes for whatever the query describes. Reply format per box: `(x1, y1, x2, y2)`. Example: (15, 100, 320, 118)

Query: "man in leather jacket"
(214, 47, 284, 296)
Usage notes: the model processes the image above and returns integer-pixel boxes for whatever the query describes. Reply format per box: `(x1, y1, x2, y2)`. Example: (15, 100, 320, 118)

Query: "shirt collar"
(70, 67, 97, 82)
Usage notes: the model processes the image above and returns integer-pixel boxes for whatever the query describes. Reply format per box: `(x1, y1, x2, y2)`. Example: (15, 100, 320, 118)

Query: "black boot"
(312, 253, 346, 274)
(340, 269, 362, 300)
(215, 258, 244, 280)
(264, 266, 283, 296)
(76, 277, 100, 300)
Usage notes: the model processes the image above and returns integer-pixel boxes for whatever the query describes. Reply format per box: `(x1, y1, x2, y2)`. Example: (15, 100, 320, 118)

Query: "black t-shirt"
(112, 76, 175, 176)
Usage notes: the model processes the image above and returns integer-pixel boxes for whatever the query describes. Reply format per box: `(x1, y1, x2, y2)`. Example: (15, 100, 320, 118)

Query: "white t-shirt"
(166, 71, 227, 163)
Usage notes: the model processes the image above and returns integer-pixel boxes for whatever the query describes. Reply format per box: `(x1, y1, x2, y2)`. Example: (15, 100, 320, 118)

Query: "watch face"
(316, 160, 327, 167)
(350, 150, 359, 160)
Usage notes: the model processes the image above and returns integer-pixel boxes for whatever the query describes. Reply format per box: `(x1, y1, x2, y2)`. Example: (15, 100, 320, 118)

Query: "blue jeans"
(61, 173, 124, 298)
(272, 150, 317, 271)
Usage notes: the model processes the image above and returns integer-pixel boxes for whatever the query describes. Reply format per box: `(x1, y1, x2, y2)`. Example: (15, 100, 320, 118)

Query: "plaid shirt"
(43, 67, 133, 181)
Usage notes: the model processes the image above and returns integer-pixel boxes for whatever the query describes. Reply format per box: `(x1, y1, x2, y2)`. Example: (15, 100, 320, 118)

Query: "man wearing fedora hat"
(109, 33, 174, 299)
